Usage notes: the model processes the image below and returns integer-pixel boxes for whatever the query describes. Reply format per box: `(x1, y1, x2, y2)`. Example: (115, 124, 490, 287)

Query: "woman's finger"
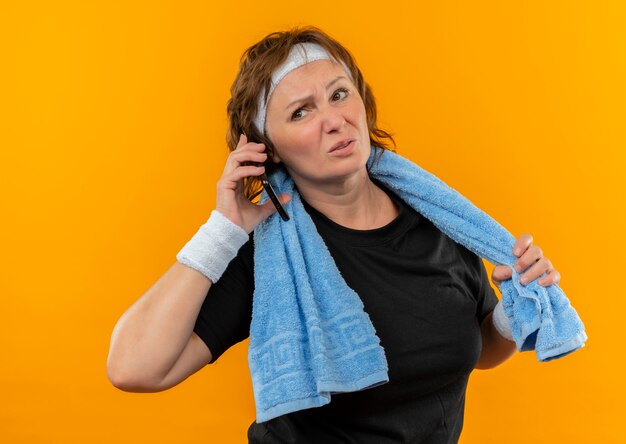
(219, 165, 266, 189)
(518, 257, 554, 285)
(258, 193, 292, 219)
(223, 144, 267, 175)
(514, 245, 543, 273)
(538, 269, 561, 286)
(229, 164, 266, 182)
(230, 149, 267, 164)
(513, 233, 533, 256)
(491, 265, 513, 288)
(237, 133, 247, 148)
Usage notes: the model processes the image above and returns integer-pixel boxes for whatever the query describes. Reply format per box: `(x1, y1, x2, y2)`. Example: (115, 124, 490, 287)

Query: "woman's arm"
(106, 135, 291, 392)
(106, 262, 214, 391)
(475, 310, 517, 369)
(475, 233, 562, 370)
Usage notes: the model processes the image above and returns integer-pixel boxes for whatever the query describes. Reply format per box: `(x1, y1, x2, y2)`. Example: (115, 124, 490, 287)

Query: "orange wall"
(1, 1, 624, 442)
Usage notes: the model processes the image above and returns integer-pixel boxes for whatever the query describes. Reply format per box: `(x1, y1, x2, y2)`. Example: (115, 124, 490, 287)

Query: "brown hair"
(225, 25, 396, 201)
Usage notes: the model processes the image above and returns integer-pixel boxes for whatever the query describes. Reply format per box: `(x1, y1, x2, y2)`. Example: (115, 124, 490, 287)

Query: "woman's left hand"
(491, 233, 561, 290)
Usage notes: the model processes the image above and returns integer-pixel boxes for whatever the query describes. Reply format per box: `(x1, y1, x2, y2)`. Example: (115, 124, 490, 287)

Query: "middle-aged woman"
(107, 26, 563, 443)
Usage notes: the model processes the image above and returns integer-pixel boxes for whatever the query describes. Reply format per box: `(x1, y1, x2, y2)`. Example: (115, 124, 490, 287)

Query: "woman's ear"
(263, 128, 280, 163)
(270, 149, 281, 164)
(265, 137, 281, 164)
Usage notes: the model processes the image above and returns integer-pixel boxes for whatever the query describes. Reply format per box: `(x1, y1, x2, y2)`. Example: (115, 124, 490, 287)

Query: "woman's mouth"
(329, 140, 356, 157)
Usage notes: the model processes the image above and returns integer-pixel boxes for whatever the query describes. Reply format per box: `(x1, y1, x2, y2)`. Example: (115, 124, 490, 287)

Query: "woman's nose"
(321, 107, 346, 133)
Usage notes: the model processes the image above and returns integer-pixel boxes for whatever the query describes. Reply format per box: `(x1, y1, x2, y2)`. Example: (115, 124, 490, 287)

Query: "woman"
(107, 26, 561, 443)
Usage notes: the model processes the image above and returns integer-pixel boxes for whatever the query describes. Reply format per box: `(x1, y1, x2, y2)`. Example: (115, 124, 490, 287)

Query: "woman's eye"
(332, 88, 349, 101)
(291, 89, 349, 121)
(291, 108, 306, 120)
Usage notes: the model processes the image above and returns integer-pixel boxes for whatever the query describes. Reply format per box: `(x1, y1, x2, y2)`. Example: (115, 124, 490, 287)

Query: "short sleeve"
(475, 257, 499, 325)
(193, 234, 255, 364)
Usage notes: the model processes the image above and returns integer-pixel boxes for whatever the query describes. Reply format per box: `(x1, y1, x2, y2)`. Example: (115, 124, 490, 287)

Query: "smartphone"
(242, 133, 290, 221)
(260, 172, 290, 221)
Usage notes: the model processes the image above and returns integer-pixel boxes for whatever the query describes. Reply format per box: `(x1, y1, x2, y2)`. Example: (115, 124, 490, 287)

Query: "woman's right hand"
(215, 134, 291, 234)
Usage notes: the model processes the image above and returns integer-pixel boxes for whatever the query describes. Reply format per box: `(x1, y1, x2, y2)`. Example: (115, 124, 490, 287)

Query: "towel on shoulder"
(249, 146, 587, 423)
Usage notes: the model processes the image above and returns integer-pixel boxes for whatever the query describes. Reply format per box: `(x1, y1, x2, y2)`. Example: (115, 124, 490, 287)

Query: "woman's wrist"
(176, 210, 249, 283)
(492, 300, 514, 341)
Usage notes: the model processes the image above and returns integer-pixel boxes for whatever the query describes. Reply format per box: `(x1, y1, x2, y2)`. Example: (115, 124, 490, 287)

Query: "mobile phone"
(260, 172, 290, 221)
(242, 133, 290, 221)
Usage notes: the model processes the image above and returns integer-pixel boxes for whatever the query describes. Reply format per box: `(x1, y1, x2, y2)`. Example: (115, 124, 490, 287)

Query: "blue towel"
(249, 146, 587, 422)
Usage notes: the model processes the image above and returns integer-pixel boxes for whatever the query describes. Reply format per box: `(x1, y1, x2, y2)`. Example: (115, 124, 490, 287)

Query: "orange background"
(1, 1, 624, 442)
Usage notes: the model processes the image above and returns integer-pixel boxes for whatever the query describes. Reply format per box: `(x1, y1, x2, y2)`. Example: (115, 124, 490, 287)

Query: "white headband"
(253, 42, 353, 135)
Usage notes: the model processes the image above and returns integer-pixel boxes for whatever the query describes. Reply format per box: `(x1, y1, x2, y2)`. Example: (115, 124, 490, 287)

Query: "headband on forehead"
(253, 42, 353, 135)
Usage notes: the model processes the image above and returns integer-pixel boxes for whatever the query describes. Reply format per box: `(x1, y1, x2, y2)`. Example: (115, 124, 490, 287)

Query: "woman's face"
(265, 59, 370, 188)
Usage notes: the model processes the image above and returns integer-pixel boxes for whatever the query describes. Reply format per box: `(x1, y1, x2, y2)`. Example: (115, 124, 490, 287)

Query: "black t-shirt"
(193, 178, 499, 443)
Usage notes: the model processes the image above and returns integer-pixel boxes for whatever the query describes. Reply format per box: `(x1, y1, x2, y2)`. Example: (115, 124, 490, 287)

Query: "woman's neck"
(294, 171, 399, 230)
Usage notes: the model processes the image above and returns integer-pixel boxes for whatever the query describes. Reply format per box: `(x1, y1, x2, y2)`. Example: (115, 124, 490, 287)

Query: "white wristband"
(176, 210, 249, 283)
(492, 300, 514, 341)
